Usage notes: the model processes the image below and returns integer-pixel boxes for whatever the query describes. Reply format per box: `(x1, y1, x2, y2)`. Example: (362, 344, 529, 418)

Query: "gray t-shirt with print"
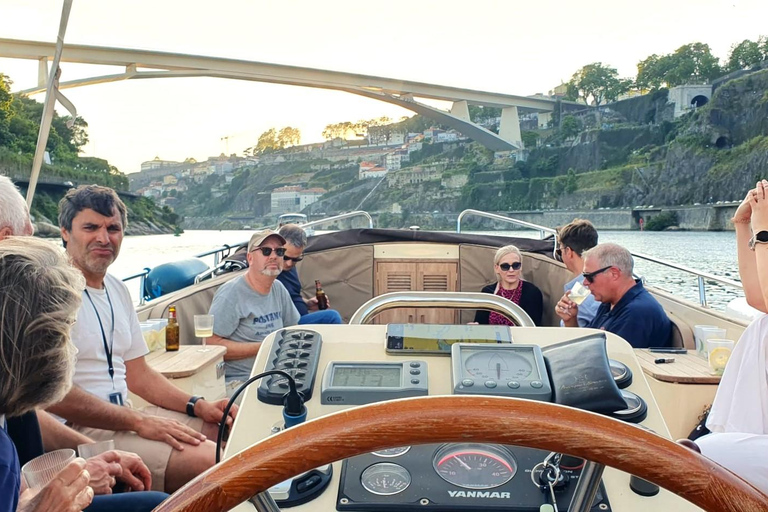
(209, 275, 300, 382)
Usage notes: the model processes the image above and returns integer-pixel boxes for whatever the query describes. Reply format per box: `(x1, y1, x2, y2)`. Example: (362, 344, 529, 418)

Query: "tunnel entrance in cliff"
(691, 95, 709, 108)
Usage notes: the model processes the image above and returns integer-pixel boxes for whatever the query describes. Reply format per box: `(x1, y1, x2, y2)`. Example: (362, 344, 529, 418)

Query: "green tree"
(277, 126, 301, 147)
(637, 43, 722, 89)
(521, 130, 539, 149)
(727, 38, 767, 72)
(566, 63, 630, 108)
(560, 116, 582, 139)
(254, 128, 279, 154)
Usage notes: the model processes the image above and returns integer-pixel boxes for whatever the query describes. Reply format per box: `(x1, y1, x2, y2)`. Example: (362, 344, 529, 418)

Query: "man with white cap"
(208, 229, 300, 394)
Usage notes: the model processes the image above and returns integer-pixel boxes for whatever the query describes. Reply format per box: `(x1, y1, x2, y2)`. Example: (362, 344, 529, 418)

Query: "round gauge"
(464, 351, 533, 381)
(610, 390, 648, 423)
(360, 463, 411, 495)
(372, 446, 411, 458)
(433, 444, 517, 489)
(609, 359, 633, 389)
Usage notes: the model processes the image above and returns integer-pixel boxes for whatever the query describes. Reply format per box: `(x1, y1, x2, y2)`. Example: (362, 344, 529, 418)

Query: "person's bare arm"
(750, 180, 768, 311)
(733, 187, 766, 312)
(47, 384, 205, 451)
(37, 410, 93, 452)
(207, 334, 261, 360)
(125, 356, 194, 413)
(46, 386, 143, 432)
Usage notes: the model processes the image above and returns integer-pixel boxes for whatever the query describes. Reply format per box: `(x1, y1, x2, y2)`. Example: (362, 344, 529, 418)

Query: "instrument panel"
(338, 443, 611, 511)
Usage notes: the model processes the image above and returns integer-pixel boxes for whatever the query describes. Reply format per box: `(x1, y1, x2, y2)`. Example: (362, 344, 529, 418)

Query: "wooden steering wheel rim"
(157, 396, 768, 512)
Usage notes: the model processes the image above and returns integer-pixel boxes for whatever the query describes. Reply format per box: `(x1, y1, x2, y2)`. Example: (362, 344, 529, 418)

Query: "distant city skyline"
(1, 0, 766, 174)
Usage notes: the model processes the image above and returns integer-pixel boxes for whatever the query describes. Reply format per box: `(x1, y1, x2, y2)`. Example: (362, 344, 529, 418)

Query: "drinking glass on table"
(569, 280, 591, 305)
(194, 314, 214, 352)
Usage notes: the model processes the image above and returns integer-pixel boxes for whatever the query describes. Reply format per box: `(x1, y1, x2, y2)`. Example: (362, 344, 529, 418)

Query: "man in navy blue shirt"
(557, 243, 671, 348)
(277, 224, 342, 324)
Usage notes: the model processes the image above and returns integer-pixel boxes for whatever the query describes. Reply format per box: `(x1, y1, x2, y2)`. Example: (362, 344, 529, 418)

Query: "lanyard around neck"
(84, 284, 116, 386)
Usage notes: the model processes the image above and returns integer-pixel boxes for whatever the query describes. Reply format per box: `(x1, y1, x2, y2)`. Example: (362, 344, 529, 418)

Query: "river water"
(113, 229, 742, 312)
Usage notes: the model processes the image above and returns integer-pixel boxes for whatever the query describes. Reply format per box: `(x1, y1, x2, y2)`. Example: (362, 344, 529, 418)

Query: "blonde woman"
(474, 245, 543, 326)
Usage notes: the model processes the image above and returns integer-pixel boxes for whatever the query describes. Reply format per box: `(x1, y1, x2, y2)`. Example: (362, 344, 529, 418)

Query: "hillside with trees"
(0, 73, 178, 233)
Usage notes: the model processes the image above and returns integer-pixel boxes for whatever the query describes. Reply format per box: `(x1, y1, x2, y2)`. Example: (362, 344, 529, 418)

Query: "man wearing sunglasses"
(554, 219, 600, 327)
(208, 229, 300, 394)
(277, 225, 343, 324)
(557, 243, 671, 348)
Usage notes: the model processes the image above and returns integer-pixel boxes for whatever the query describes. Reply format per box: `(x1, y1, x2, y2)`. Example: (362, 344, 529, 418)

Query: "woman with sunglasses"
(474, 245, 543, 326)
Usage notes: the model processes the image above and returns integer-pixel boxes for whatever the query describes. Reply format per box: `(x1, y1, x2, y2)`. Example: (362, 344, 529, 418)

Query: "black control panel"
(257, 329, 322, 405)
(338, 444, 611, 512)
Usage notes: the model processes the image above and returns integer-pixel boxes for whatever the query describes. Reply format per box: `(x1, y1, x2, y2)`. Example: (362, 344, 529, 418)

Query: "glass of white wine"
(194, 314, 214, 353)
(569, 280, 591, 305)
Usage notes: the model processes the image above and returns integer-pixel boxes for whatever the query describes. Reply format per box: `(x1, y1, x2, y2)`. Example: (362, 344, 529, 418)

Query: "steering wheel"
(155, 396, 768, 512)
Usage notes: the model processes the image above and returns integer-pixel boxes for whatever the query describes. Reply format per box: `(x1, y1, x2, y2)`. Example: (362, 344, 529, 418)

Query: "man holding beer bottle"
(277, 224, 342, 324)
(208, 229, 301, 394)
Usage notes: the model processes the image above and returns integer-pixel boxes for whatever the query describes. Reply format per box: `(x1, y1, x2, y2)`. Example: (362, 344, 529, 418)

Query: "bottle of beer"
(166, 305, 180, 351)
(315, 280, 329, 310)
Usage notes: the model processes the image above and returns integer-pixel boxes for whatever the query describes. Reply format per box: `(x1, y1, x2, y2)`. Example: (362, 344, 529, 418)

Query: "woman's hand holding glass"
(18, 458, 93, 512)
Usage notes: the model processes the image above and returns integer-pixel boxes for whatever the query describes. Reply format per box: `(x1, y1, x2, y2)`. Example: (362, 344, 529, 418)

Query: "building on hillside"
(360, 165, 388, 179)
(163, 175, 178, 185)
(141, 157, 181, 173)
(436, 131, 460, 143)
(270, 186, 326, 213)
(424, 127, 444, 140)
(386, 164, 443, 187)
(385, 149, 410, 171)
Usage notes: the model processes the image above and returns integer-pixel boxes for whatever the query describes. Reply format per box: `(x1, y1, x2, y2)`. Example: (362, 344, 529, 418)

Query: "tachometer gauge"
(360, 463, 411, 495)
(372, 446, 411, 457)
(433, 444, 517, 489)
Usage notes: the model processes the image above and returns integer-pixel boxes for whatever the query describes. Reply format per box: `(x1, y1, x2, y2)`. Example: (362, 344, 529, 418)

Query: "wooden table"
(635, 349, 721, 384)
(145, 345, 226, 378)
(130, 345, 227, 408)
(634, 349, 719, 439)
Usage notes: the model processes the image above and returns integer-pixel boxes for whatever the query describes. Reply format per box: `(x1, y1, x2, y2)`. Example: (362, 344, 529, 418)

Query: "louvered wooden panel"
(422, 274, 448, 291)
(375, 262, 417, 324)
(387, 274, 414, 291)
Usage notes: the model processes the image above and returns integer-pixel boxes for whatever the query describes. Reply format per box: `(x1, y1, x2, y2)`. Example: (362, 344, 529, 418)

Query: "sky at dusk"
(1, 0, 766, 174)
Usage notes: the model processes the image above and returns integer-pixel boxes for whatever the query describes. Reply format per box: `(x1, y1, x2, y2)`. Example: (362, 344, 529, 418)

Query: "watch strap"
(186, 395, 204, 417)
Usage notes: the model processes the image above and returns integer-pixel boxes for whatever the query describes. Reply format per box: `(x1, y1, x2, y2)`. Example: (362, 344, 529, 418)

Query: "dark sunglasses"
(283, 255, 304, 263)
(582, 266, 612, 283)
(253, 247, 286, 257)
(499, 261, 522, 272)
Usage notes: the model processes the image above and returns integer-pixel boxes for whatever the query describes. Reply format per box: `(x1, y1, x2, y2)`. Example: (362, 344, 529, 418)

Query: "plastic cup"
(77, 439, 115, 459)
(569, 280, 591, 305)
(700, 327, 727, 357)
(693, 324, 717, 355)
(22, 448, 76, 489)
(707, 338, 735, 376)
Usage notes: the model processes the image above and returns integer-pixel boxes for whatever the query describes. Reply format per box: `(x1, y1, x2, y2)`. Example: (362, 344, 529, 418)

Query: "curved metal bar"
(349, 291, 535, 326)
(301, 211, 374, 230)
(457, 209, 556, 238)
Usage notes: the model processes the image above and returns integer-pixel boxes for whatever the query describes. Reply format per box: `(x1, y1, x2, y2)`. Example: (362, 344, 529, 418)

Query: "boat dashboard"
(224, 325, 702, 512)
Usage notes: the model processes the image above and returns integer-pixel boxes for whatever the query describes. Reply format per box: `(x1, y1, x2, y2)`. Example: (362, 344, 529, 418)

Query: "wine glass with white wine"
(194, 314, 213, 353)
(569, 280, 591, 305)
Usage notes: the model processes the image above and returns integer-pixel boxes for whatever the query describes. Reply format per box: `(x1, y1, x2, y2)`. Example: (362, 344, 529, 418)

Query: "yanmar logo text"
(448, 491, 511, 499)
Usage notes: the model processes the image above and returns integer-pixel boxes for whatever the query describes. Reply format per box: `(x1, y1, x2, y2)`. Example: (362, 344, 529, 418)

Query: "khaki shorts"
(70, 405, 204, 492)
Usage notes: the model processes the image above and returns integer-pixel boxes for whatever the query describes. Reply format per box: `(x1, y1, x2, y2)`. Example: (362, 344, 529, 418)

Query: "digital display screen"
(331, 366, 402, 388)
(387, 324, 512, 353)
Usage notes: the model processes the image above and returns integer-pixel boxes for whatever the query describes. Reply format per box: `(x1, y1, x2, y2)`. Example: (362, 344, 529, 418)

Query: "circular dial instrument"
(372, 446, 411, 458)
(433, 444, 517, 489)
(360, 463, 411, 495)
(464, 351, 533, 381)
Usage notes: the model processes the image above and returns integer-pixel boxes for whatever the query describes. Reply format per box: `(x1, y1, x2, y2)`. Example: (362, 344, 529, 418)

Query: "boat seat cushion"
(667, 311, 695, 349)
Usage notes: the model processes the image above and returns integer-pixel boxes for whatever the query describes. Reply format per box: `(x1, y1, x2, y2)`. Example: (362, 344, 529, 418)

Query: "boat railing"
(455, 208, 744, 308)
(125, 242, 246, 305)
(457, 209, 556, 238)
(301, 211, 374, 230)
